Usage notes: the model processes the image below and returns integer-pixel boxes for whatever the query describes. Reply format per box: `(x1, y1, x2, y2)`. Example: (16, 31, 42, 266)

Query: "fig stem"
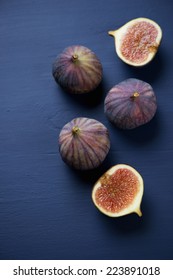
(72, 126, 80, 135)
(135, 208, 142, 217)
(72, 54, 78, 61)
(108, 30, 117, 37)
(131, 92, 140, 100)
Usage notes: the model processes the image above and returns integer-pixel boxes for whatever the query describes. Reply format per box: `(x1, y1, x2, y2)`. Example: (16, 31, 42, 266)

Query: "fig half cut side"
(108, 18, 162, 66)
(92, 164, 144, 218)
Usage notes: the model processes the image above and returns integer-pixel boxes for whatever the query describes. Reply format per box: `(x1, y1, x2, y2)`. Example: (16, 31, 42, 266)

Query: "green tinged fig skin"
(59, 117, 110, 170)
(52, 45, 103, 94)
(104, 78, 157, 129)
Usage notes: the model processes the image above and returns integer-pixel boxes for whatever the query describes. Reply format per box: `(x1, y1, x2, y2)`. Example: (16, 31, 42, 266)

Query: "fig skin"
(52, 45, 103, 94)
(59, 117, 110, 170)
(108, 17, 162, 67)
(104, 78, 157, 129)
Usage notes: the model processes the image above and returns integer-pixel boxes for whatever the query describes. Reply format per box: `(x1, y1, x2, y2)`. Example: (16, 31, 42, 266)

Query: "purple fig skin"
(104, 78, 157, 129)
(52, 45, 103, 94)
(59, 117, 110, 170)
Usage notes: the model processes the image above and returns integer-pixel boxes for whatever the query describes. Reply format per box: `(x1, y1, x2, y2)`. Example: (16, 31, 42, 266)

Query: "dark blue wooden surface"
(0, 0, 173, 260)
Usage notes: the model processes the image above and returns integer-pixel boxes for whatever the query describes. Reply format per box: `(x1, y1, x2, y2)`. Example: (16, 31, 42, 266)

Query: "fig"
(104, 78, 157, 129)
(92, 164, 144, 217)
(52, 45, 103, 93)
(108, 18, 162, 66)
(59, 117, 110, 170)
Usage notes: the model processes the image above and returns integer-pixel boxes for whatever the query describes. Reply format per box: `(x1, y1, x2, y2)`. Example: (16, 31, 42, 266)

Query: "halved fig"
(92, 164, 144, 217)
(108, 18, 162, 66)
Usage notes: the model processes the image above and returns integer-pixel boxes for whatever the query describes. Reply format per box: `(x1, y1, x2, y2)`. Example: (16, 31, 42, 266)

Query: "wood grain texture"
(0, 0, 173, 260)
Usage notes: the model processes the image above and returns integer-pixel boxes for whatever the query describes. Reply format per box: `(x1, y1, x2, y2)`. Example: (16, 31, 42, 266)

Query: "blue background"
(0, 0, 173, 260)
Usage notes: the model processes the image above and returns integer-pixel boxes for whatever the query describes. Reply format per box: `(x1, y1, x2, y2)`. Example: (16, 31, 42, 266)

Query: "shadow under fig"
(97, 194, 151, 235)
(64, 150, 119, 186)
(121, 49, 165, 84)
(56, 80, 106, 108)
(109, 111, 161, 147)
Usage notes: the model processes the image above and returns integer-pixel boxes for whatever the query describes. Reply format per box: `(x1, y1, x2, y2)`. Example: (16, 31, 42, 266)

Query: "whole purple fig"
(52, 45, 103, 94)
(104, 78, 157, 129)
(59, 117, 110, 170)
